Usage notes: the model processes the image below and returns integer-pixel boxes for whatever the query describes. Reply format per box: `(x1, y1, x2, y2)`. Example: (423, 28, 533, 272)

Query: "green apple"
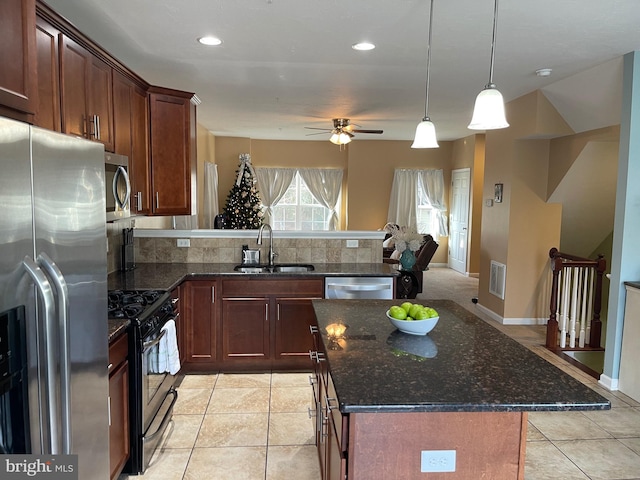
(408, 304, 424, 319)
(413, 309, 429, 320)
(389, 306, 407, 320)
(425, 307, 439, 318)
(400, 302, 413, 313)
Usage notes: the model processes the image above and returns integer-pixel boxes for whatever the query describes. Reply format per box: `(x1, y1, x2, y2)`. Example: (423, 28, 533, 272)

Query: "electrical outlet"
(421, 450, 456, 473)
(346, 239, 359, 248)
(177, 239, 190, 247)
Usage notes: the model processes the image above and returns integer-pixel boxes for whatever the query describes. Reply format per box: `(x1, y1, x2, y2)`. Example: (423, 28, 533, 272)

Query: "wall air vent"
(489, 260, 506, 300)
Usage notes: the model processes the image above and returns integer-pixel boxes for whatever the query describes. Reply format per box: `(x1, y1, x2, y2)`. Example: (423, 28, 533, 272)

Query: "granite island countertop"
(312, 299, 610, 414)
(108, 262, 398, 291)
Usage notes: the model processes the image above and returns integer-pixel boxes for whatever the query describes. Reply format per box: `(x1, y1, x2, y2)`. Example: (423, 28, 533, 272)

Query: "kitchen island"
(310, 299, 609, 480)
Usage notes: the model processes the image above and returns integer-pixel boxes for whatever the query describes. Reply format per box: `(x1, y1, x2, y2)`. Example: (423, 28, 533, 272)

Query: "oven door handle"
(142, 329, 166, 352)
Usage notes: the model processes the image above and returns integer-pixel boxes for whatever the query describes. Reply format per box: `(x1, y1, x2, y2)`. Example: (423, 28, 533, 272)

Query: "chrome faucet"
(257, 224, 277, 266)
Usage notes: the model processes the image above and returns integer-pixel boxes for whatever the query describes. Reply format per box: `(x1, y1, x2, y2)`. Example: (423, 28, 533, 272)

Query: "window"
(417, 181, 438, 236)
(271, 173, 331, 230)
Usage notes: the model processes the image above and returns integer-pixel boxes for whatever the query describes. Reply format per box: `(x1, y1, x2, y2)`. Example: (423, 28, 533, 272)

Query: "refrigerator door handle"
(113, 165, 131, 211)
(22, 256, 61, 454)
(38, 253, 72, 455)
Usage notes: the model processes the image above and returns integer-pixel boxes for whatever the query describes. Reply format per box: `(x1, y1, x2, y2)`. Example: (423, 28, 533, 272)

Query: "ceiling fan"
(305, 118, 383, 145)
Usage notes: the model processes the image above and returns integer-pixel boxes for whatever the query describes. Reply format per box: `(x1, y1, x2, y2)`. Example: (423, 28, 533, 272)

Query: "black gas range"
(108, 289, 179, 475)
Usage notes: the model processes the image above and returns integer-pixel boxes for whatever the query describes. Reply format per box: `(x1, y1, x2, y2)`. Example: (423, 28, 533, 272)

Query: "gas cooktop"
(108, 289, 167, 320)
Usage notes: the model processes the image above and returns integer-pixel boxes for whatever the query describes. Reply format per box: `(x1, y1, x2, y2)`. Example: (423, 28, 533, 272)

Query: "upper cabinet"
(60, 35, 114, 152)
(148, 87, 197, 216)
(34, 15, 60, 131)
(113, 72, 150, 214)
(0, 0, 37, 122)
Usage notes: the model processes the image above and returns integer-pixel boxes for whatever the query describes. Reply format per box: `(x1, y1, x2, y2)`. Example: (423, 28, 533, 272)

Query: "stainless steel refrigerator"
(0, 116, 110, 478)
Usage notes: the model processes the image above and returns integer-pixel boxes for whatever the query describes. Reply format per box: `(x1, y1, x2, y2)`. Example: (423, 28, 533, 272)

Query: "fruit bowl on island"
(386, 303, 439, 335)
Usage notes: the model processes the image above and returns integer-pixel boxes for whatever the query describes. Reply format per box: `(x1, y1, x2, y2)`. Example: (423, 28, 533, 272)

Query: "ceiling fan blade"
(304, 127, 332, 131)
(352, 129, 383, 134)
(305, 131, 330, 136)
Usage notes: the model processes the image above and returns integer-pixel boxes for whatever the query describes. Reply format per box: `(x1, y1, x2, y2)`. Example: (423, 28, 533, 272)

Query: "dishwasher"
(324, 276, 395, 299)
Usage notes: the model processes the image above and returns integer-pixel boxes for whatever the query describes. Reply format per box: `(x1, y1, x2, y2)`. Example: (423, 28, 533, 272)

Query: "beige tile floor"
(122, 267, 640, 480)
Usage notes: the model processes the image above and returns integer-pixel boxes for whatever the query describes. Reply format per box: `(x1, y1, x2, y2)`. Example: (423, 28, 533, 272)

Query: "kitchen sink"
(233, 264, 315, 273)
(272, 264, 315, 272)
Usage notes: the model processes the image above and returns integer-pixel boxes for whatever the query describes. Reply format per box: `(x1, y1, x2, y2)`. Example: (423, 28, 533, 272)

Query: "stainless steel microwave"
(105, 153, 131, 221)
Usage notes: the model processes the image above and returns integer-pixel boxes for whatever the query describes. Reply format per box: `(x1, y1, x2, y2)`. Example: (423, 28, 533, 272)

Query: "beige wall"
(210, 136, 453, 265)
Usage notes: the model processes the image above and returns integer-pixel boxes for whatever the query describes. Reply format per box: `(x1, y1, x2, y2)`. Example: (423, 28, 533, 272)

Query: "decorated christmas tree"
(222, 153, 264, 229)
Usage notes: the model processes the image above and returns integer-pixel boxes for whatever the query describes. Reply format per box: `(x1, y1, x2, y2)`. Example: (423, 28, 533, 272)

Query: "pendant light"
(411, 0, 439, 148)
(468, 0, 509, 130)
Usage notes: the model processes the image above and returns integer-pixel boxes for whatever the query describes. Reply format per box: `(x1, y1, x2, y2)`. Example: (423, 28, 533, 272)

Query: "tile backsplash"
(133, 236, 382, 265)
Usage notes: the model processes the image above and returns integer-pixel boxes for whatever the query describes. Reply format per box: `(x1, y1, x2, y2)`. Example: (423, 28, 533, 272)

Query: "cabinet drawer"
(109, 333, 128, 373)
(222, 278, 323, 297)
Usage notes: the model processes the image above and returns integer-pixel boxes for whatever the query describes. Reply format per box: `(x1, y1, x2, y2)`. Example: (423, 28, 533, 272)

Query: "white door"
(449, 169, 470, 274)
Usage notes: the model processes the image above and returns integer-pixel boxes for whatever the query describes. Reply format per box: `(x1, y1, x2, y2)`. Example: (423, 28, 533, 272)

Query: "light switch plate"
(421, 450, 456, 473)
(177, 239, 191, 247)
(346, 240, 359, 248)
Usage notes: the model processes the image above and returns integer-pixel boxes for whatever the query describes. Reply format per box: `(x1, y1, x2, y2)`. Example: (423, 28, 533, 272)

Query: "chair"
(392, 236, 439, 299)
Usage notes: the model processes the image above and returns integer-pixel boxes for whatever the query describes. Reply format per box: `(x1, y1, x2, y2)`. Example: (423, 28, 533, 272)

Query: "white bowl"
(386, 310, 439, 335)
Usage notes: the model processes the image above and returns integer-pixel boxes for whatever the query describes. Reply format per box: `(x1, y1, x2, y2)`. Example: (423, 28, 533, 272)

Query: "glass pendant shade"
(329, 132, 351, 145)
(411, 118, 439, 148)
(468, 84, 509, 130)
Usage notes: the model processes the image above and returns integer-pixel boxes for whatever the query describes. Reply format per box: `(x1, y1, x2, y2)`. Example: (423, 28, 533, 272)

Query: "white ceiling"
(44, 0, 640, 142)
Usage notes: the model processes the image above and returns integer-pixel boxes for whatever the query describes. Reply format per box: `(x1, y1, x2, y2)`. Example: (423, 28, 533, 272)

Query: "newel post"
(590, 254, 606, 347)
(546, 248, 562, 349)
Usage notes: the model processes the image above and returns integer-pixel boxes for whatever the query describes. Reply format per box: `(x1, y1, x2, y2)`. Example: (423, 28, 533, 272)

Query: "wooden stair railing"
(546, 247, 606, 351)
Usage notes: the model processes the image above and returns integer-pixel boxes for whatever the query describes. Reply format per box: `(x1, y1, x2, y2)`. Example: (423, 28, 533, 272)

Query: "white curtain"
(255, 167, 296, 226)
(387, 169, 419, 230)
(418, 169, 448, 236)
(298, 168, 343, 230)
(203, 162, 219, 229)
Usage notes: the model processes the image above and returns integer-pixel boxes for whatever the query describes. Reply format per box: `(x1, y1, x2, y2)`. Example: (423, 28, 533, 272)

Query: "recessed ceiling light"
(352, 42, 375, 51)
(198, 36, 222, 46)
(536, 68, 552, 77)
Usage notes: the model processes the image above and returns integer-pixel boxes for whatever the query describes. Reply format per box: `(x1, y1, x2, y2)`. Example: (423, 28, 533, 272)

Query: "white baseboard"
(598, 374, 619, 391)
(475, 304, 547, 325)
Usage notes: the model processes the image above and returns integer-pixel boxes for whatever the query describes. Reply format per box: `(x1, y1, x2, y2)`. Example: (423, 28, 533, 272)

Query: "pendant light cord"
(487, 0, 499, 87)
(422, 0, 435, 121)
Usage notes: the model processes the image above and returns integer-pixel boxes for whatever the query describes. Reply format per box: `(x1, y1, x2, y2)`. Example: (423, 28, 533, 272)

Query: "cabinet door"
(89, 55, 114, 151)
(275, 298, 318, 366)
(183, 281, 217, 365)
(34, 16, 60, 131)
(130, 86, 150, 214)
(109, 360, 129, 480)
(112, 71, 133, 159)
(0, 0, 36, 120)
(60, 35, 90, 139)
(221, 298, 270, 361)
(149, 92, 191, 215)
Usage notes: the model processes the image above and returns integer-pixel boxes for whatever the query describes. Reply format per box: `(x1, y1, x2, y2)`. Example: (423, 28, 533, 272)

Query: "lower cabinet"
(221, 278, 323, 371)
(182, 280, 218, 370)
(108, 333, 129, 480)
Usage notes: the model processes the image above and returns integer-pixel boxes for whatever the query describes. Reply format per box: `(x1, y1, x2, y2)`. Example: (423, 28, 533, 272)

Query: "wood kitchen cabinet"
(108, 332, 130, 480)
(0, 0, 37, 122)
(148, 87, 197, 216)
(182, 280, 219, 370)
(60, 34, 114, 151)
(221, 278, 322, 370)
(113, 71, 150, 214)
(34, 15, 61, 131)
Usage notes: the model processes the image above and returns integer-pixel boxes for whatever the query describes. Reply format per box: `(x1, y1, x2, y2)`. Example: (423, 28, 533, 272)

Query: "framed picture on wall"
(494, 183, 503, 203)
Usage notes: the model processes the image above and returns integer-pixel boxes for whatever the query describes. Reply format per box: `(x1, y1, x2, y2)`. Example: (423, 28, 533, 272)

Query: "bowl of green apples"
(386, 302, 439, 335)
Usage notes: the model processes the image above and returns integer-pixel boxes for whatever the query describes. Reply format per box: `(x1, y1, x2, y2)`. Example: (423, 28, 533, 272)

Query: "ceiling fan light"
(411, 118, 439, 148)
(468, 85, 509, 130)
(329, 133, 341, 145)
(338, 132, 352, 144)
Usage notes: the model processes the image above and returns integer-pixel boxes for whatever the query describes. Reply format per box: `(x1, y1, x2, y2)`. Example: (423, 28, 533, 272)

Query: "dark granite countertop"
(312, 299, 610, 414)
(108, 262, 398, 291)
(625, 281, 640, 290)
(108, 318, 130, 343)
